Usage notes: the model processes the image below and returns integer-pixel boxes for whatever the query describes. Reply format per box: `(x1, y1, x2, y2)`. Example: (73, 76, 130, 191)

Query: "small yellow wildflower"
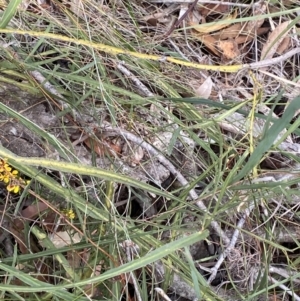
(11, 170, 19, 177)
(0, 162, 11, 173)
(2, 175, 10, 184)
(7, 184, 20, 194)
(62, 209, 76, 220)
(0, 158, 30, 193)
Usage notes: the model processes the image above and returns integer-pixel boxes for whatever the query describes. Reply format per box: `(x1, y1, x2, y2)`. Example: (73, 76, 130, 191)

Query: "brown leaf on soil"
(195, 34, 219, 56)
(21, 202, 49, 221)
(84, 137, 121, 157)
(234, 27, 270, 44)
(217, 39, 240, 60)
(41, 210, 61, 232)
(10, 201, 49, 232)
(244, 2, 267, 32)
(190, 10, 237, 34)
(213, 23, 269, 43)
(261, 21, 292, 60)
(9, 227, 29, 254)
(276, 36, 290, 55)
(213, 23, 244, 40)
(141, 8, 173, 25)
(7, 202, 50, 254)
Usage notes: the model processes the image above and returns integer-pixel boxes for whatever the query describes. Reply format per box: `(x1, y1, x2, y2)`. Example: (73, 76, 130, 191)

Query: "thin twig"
(155, 288, 173, 301)
(269, 275, 300, 301)
(246, 47, 300, 70)
(121, 241, 142, 301)
(270, 266, 300, 284)
(117, 63, 155, 97)
(101, 123, 231, 246)
(29, 70, 80, 120)
(208, 203, 254, 283)
(164, 0, 199, 38)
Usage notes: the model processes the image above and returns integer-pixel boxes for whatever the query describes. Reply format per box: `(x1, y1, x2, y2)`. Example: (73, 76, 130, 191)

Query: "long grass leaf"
(233, 95, 300, 183)
(0, 230, 208, 292)
(0, 0, 22, 29)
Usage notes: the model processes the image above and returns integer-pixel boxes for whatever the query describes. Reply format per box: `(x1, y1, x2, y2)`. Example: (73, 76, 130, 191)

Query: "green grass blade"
(0, 0, 22, 29)
(0, 102, 73, 160)
(0, 230, 208, 292)
(233, 95, 300, 183)
(0, 264, 87, 300)
(0, 144, 180, 202)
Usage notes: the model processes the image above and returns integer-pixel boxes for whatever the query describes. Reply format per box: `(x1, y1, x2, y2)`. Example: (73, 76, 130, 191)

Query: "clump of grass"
(0, 0, 299, 301)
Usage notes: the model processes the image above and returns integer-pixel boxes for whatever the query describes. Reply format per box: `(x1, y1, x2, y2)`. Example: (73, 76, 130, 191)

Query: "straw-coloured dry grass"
(0, 1, 300, 300)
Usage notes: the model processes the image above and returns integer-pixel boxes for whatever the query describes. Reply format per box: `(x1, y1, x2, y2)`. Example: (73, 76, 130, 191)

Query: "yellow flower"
(2, 175, 10, 184)
(62, 209, 76, 220)
(7, 184, 20, 194)
(10, 170, 19, 177)
(4, 164, 11, 172)
(0, 162, 11, 173)
(0, 158, 30, 193)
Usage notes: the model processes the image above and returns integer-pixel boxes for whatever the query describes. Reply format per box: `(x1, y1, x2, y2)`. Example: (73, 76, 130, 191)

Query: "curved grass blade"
(0, 0, 22, 29)
(0, 229, 209, 292)
(233, 95, 300, 183)
(0, 102, 73, 160)
(0, 144, 180, 202)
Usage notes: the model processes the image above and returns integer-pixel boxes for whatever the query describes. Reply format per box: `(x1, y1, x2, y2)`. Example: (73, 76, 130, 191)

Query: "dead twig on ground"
(208, 203, 254, 283)
(101, 123, 231, 246)
(164, 0, 199, 38)
(117, 62, 155, 97)
(269, 276, 300, 301)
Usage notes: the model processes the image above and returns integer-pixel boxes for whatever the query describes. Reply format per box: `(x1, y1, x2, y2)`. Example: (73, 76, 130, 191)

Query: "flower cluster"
(62, 209, 76, 220)
(0, 159, 29, 193)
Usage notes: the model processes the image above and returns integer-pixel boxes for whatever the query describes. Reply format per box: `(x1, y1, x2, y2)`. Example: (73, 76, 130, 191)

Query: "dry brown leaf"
(234, 27, 270, 44)
(261, 21, 292, 60)
(141, 8, 174, 25)
(277, 36, 290, 54)
(195, 34, 219, 56)
(191, 77, 213, 98)
(85, 137, 121, 157)
(217, 39, 240, 60)
(244, 2, 267, 32)
(213, 23, 269, 42)
(190, 10, 237, 34)
(8, 226, 28, 254)
(6, 202, 49, 255)
(21, 202, 49, 221)
(131, 145, 144, 165)
(189, 5, 202, 24)
(50, 231, 82, 248)
(213, 23, 243, 40)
